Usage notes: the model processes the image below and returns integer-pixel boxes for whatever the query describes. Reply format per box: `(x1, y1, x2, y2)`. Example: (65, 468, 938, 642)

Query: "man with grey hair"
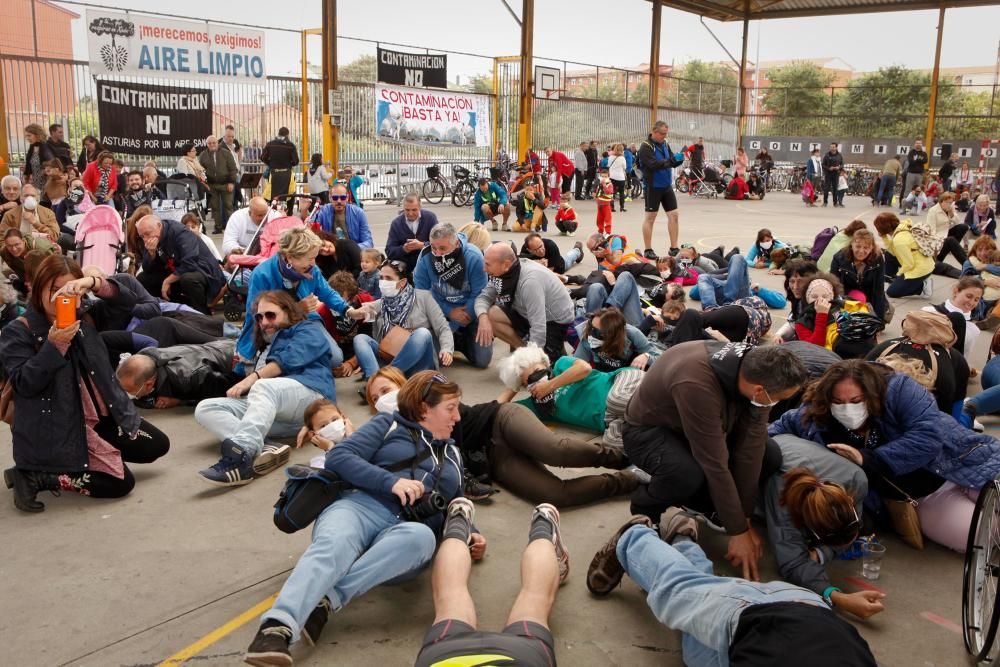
(198, 134, 238, 233)
(0, 175, 21, 218)
(475, 242, 574, 364)
(414, 221, 492, 368)
(315, 182, 373, 248)
(637, 120, 685, 259)
(135, 214, 225, 314)
(622, 341, 809, 581)
(386, 192, 439, 273)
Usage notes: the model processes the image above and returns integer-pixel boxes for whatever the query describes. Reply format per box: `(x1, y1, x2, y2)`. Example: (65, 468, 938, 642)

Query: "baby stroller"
(222, 215, 306, 321)
(151, 176, 207, 225)
(690, 162, 729, 198)
(74, 205, 128, 275)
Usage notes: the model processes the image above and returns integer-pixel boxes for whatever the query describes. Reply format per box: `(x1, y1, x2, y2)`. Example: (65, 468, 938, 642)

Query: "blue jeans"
(453, 319, 493, 368)
(194, 377, 322, 457)
(695, 255, 750, 309)
(262, 490, 436, 640)
(562, 247, 583, 271)
(967, 356, 1000, 415)
(877, 175, 896, 205)
(618, 526, 827, 667)
(586, 270, 643, 325)
(353, 328, 438, 379)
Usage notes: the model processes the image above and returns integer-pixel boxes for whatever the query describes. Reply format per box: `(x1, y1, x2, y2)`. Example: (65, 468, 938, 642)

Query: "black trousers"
(584, 169, 596, 197)
(37, 417, 170, 498)
(623, 422, 782, 524)
(611, 178, 626, 210)
(102, 316, 220, 367)
(561, 173, 573, 194)
(574, 170, 586, 198)
(138, 266, 213, 314)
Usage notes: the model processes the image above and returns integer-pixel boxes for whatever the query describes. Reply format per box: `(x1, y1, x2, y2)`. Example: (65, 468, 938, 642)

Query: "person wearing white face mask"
(574, 307, 652, 372)
(0, 183, 60, 246)
(346, 258, 454, 384)
(746, 228, 788, 270)
(296, 399, 356, 467)
(770, 359, 1000, 553)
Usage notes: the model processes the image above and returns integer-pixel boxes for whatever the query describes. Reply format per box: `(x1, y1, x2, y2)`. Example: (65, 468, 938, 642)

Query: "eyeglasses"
(808, 492, 861, 546)
(254, 310, 279, 323)
(330, 195, 349, 201)
(421, 373, 448, 401)
(680, 243, 695, 250)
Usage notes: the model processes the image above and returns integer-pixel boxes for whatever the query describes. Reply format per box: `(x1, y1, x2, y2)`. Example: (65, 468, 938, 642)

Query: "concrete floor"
(0, 191, 983, 666)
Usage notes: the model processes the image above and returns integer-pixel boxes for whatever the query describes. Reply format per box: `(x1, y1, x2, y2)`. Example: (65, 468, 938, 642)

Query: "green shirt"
(516, 355, 623, 431)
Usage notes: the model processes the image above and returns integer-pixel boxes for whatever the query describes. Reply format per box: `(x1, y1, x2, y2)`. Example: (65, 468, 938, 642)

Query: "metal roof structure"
(655, 0, 1000, 21)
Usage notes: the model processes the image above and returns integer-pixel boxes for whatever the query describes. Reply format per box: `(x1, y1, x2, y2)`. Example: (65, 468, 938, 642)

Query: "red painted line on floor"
(842, 576, 886, 594)
(920, 611, 963, 636)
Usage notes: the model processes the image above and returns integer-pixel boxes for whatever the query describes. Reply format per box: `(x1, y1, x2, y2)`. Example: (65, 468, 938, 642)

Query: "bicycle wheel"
(422, 178, 445, 205)
(964, 479, 1000, 661)
(675, 176, 689, 194)
(452, 180, 475, 207)
(631, 178, 644, 200)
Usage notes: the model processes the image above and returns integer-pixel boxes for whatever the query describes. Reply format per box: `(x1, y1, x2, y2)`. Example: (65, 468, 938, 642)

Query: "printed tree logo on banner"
(89, 17, 135, 72)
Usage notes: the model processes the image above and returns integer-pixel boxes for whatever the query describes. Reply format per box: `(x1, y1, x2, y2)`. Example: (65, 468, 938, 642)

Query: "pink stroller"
(223, 216, 305, 320)
(74, 205, 126, 275)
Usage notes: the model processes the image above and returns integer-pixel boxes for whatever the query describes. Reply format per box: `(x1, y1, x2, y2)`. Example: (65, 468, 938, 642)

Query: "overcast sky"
(62, 1, 1000, 79)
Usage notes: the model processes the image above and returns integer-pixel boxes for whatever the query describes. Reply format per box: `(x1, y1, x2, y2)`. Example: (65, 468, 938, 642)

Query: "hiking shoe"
(244, 620, 293, 666)
(587, 515, 653, 595)
(643, 248, 658, 260)
(444, 497, 476, 544)
(198, 440, 254, 487)
(300, 596, 333, 647)
(659, 507, 699, 544)
(573, 240, 584, 254)
(625, 464, 651, 485)
(252, 442, 291, 476)
(920, 276, 934, 299)
(463, 473, 498, 502)
(532, 503, 570, 584)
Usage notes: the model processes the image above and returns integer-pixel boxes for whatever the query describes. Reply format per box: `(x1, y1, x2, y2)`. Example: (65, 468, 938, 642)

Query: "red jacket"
(82, 161, 120, 199)
(548, 150, 575, 177)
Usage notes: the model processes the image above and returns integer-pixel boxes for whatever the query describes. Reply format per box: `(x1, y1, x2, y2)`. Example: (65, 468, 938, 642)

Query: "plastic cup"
(862, 542, 886, 580)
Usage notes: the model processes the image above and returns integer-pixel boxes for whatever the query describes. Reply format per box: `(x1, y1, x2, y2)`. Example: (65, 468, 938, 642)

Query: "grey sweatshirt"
(364, 288, 455, 354)
(475, 259, 574, 348)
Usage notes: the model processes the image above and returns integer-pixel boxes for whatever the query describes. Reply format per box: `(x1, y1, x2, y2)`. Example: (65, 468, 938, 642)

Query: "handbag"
(881, 475, 924, 550)
(378, 325, 412, 362)
(1, 317, 31, 426)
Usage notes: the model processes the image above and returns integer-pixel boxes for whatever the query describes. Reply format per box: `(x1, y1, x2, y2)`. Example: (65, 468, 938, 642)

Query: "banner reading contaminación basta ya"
(375, 84, 491, 147)
(86, 9, 265, 84)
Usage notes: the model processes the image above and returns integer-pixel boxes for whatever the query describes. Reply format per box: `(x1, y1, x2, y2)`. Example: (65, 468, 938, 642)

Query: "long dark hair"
(309, 153, 323, 176)
(783, 258, 818, 313)
(584, 307, 627, 359)
(29, 254, 83, 314)
(81, 135, 104, 156)
(780, 467, 859, 546)
(251, 290, 306, 351)
(801, 360, 891, 427)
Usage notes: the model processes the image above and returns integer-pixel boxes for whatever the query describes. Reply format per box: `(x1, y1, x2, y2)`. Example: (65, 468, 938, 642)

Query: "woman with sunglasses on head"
(345, 259, 454, 382)
(770, 359, 1000, 553)
(244, 371, 475, 664)
(762, 435, 883, 619)
(364, 366, 641, 507)
(236, 226, 350, 372)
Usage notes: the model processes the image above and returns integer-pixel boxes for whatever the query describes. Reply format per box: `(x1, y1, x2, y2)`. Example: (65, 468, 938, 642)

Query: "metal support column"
(648, 0, 662, 128)
(0, 61, 10, 178)
(736, 2, 750, 149)
(321, 0, 339, 172)
(517, 0, 534, 160)
(924, 1, 946, 172)
(300, 30, 310, 180)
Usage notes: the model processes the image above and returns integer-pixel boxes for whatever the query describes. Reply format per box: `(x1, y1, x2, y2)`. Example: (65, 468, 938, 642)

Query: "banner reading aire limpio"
(375, 84, 491, 147)
(86, 9, 265, 84)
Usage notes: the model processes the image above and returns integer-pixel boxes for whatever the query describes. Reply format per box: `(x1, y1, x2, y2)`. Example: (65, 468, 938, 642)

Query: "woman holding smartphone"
(0, 255, 169, 512)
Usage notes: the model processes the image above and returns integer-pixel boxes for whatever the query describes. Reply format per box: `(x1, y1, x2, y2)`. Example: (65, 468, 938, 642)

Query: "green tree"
(63, 96, 100, 148)
(339, 54, 377, 83)
(762, 62, 834, 117)
(674, 60, 738, 113)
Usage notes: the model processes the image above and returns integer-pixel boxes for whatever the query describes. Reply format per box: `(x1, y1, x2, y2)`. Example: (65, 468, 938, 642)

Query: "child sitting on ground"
(297, 398, 356, 467)
(555, 192, 578, 236)
(357, 247, 384, 299)
(319, 270, 374, 377)
(596, 169, 614, 234)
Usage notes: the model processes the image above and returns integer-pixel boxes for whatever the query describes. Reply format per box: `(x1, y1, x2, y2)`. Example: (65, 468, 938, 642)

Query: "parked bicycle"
(422, 164, 451, 205)
(452, 160, 495, 207)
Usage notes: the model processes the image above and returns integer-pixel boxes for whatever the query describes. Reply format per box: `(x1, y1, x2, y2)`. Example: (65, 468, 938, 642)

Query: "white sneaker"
(920, 277, 934, 299)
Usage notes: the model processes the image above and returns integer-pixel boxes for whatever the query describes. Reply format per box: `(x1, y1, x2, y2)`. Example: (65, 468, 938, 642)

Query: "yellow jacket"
(883, 219, 934, 279)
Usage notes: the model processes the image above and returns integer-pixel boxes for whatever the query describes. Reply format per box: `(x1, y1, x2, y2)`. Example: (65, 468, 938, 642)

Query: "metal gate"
(493, 57, 521, 162)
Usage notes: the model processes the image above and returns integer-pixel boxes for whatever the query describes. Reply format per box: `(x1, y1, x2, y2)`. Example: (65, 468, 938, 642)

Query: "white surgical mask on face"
(660, 270, 672, 279)
(588, 335, 603, 349)
(375, 389, 399, 414)
(831, 402, 868, 431)
(317, 418, 346, 443)
(379, 280, 399, 298)
(759, 241, 773, 250)
(749, 387, 777, 409)
(22, 196, 37, 211)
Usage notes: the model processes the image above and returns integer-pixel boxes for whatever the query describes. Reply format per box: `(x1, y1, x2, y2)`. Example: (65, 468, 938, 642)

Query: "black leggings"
(936, 234, 968, 267)
(101, 316, 219, 367)
(611, 178, 626, 209)
(45, 417, 170, 498)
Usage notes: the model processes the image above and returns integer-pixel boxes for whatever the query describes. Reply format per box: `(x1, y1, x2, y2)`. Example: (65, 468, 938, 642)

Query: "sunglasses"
(808, 493, 861, 546)
(330, 195, 349, 201)
(254, 310, 279, 323)
(381, 259, 409, 276)
(421, 373, 448, 401)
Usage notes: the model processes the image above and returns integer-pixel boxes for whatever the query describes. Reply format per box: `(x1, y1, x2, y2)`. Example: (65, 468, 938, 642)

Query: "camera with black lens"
(402, 490, 447, 522)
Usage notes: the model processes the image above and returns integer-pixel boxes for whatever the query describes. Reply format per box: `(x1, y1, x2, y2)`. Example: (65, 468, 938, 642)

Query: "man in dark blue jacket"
(386, 193, 439, 273)
(135, 215, 225, 315)
(194, 290, 334, 487)
(637, 120, 685, 260)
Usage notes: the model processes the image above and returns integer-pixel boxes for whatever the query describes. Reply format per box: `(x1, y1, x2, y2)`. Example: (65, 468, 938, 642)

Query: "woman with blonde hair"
(235, 226, 350, 369)
(22, 123, 54, 191)
(457, 221, 491, 252)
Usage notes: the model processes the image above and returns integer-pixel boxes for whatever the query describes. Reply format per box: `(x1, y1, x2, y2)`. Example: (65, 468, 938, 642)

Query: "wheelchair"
(964, 478, 1000, 662)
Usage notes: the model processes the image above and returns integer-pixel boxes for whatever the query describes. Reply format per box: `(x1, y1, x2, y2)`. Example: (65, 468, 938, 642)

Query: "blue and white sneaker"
(252, 442, 291, 476)
(198, 440, 254, 487)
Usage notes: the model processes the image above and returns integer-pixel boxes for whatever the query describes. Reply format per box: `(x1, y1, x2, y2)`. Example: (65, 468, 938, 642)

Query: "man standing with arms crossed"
(637, 121, 685, 260)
